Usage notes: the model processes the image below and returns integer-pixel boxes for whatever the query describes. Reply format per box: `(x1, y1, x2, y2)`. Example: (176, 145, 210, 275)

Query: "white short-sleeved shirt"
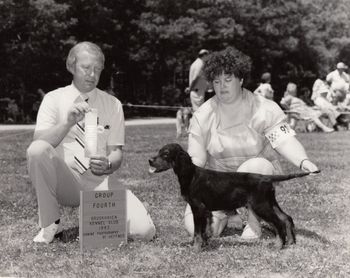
(189, 58, 208, 95)
(35, 84, 125, 186)
(188, 89, 295, 172)
(311, 79, 330, 101)
(326, 70, 350, 92)
(254, 83, 274, 100)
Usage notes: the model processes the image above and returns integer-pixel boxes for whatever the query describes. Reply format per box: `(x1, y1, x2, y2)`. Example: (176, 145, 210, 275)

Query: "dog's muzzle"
(148, 159, 157, 174)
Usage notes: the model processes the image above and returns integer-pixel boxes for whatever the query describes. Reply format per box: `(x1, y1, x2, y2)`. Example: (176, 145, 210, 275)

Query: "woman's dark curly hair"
(203, 46, 251, 82)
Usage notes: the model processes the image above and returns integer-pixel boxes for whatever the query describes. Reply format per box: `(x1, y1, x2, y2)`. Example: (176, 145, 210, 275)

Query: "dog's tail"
(266, 170, 320, 183)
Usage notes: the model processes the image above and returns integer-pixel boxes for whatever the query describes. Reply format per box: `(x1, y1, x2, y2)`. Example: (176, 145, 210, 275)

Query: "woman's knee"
(184, 204, 194, 236)
(27, 140, 53, 160)
(183, 204, 228, 237)
(237, 157, 275, 175)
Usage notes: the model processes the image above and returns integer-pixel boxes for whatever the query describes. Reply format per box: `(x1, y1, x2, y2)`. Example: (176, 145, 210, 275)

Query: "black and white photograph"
(0, 0, 350, 277)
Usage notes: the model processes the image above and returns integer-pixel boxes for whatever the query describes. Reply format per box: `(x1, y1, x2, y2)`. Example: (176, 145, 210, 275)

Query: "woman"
(184, 47, 319, 240)
(281, 83, 334, 133)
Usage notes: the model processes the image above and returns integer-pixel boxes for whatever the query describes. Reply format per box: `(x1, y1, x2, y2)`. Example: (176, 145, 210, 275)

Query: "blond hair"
(66, 41, 105, 73)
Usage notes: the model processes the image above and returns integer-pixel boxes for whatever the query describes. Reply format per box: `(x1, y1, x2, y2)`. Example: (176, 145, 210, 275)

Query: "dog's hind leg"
(251, 204, 287, 248)
(271, 200, 295, 245)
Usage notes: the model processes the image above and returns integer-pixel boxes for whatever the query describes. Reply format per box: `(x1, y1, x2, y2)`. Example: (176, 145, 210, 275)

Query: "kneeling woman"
(184, 46, 319, 239)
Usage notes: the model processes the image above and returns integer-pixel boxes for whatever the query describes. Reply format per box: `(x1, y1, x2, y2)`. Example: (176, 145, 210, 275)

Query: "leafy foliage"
(1, 0, 350, 121)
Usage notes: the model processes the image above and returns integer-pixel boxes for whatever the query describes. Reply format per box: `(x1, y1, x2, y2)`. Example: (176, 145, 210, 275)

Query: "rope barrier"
(123, 103, 190, 110)
(123, 103, 350, 115)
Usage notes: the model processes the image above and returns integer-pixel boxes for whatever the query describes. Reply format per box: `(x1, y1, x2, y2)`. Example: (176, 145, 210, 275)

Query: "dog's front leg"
(190, 202, 209, 252)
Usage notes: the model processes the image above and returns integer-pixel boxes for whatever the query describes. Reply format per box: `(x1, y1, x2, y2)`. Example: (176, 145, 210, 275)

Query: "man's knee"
(141, 223, 156, 241)
(126, 190, 156, 241)
(27, 140, 53, 160)
(237, 157, 275, 175)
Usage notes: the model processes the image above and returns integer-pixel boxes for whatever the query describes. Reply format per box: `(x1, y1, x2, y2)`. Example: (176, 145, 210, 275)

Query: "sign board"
(79, 189, 127, 252)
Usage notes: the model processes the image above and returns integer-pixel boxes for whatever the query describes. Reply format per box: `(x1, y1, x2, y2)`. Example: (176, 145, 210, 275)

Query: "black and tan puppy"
(149, 143, 319, 251)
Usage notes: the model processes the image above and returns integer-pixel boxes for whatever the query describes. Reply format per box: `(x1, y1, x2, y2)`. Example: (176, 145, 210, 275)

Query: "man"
(27, 42, 155, 244)
(326, 62, 350, 101)
(188, 49, 210, 111)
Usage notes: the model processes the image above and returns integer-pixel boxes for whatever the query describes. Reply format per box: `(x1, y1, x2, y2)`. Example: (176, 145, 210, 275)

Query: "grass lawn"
(0, 124, 350, 278)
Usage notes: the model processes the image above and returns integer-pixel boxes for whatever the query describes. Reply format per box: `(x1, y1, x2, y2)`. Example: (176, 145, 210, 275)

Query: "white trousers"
(183, 157, 276, 237)
(27, 140, 156, 241)
(190, 90, 205, 111)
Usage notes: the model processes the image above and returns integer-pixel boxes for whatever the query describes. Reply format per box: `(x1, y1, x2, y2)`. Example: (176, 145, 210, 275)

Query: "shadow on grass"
(54, 225, 330, 250)
(295, 227, 330, 244)
(55, 227, 79, 243)
(184, 225, 331, 251)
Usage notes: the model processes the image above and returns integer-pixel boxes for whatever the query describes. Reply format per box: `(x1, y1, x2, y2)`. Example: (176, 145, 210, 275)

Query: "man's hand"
(90, 155, 110, 176)
(66, 102, 90, 127)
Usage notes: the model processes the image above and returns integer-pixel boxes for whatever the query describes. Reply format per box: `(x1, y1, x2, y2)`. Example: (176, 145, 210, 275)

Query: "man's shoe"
(33, 222, 61, 244)
(240, 223, 261, 240)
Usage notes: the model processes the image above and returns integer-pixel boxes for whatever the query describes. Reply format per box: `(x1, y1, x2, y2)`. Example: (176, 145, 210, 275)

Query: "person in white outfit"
(326, 62, 350, 102)
(185, 47, 319, 240)
(311, 76, 348, 130)
(27, 41, 155, 244)
(253, 72, 274, 100)
(188, 49, 210, 111)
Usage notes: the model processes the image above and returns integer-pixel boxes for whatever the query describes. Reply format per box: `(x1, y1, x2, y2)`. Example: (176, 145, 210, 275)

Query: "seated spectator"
(299, 87, 315, 107)
(312, 76, 348, 130)
(281, 83, 334, 132)
(253, 72, 274, 100)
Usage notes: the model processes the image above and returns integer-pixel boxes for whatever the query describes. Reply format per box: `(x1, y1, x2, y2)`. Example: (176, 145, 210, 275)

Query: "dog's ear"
(173, 147, 192, 169)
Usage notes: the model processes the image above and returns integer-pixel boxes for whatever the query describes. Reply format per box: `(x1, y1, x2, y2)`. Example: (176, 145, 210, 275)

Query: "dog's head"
(148, 143, 184, 173)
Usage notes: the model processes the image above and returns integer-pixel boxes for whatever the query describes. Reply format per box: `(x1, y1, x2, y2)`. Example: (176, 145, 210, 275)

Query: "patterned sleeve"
(261, 99, 296, 148)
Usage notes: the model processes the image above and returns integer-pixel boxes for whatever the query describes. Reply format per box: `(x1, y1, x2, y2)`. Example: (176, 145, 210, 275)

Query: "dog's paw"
(192, 235, 204, 252)
(193, 241, 202, 253)
(148, 166, 156, 174)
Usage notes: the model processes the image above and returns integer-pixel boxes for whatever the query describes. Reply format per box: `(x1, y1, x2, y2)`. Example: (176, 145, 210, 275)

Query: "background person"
(27, 41, 155, 244)
(184, 47, 319, 240)
(280, 83, 334, 133)
(326, 62, 350, 100)
(253, 72, 274, 100)
(312, 76, 347, 130)
(299, 87, 314, 107)
(188, 49, 210, 111)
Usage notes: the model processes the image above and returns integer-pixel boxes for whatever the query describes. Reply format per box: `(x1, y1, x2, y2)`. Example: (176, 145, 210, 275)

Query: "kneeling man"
(27, 41, 155, 244)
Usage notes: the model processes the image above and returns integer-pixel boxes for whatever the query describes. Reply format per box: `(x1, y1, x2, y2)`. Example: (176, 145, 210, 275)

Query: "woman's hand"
(300, 159, 319, 173)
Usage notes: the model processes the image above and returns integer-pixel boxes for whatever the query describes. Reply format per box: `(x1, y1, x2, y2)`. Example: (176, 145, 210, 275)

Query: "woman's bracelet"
(299, 158, 310, 169)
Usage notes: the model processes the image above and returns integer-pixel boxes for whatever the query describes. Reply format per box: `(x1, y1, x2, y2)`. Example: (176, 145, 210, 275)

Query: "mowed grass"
(0, 124, 350, 278)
